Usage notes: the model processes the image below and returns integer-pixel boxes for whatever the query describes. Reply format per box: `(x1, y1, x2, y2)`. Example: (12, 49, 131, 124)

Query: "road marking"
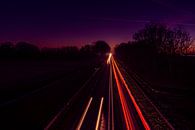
(108, 70, 111, 130)
(44, 110, 63, 130)
(108, 65, 111, 130)
(76, 97, 93, 130)
(110, 69, 115, 130)
(108, 57, 115, 130)
(95, 97, 104, 130)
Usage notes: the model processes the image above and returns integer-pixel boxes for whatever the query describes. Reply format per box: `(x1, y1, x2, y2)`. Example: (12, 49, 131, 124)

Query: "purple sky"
(0, 0, 195, 47)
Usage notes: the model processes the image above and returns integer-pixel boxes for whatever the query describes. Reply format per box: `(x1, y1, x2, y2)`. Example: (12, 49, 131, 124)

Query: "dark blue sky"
(0, 0, 195, 47)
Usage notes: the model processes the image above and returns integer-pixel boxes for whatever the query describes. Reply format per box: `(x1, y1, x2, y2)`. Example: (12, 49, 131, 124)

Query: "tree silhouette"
(80, 44, 96, 58)
(60, 46, 79, 59)
(15, 42, 40, 59)
(115, 22, 194, 82)
(93, 41, 111, 55)
(170, 26, 192, 55)
(0, 42, 15, 58)
(41, 46, 79, 60)
(133, 23, 193, 55)
(0, 40, 111, 60)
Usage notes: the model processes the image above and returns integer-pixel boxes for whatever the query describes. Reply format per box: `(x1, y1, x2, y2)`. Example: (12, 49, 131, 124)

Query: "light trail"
(44, 68, 100, 130)
(44, 110, 63, 130)
(76, 97, 93, 130)
(113, 59, 150, 130)
(95, 97, 104, 130)
(107, 53, 112, 64)
(112, 58, 135, 130)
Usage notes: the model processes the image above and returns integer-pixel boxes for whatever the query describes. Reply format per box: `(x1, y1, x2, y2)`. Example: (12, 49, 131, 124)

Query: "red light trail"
(112, 58, 135, 130)
(111, 57, 150, 130)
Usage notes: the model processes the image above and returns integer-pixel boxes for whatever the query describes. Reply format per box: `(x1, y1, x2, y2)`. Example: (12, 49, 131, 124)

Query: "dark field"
(0, 59, 101, 129)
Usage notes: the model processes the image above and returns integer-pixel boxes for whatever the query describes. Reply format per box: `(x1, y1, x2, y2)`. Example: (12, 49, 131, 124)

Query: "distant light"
(107, 53, 112, 64)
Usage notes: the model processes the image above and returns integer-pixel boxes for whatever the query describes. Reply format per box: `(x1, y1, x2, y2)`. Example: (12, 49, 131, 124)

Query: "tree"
(0, 42, 15, 58)
(93, 41, 111, 55)
(170, 26, 192, 55)
(80, 44, 96, 58)
(15, 42, 40, 58)
(133, 23, 193, 55)
(60, 46, 79, 59)
(133, 23, 168, 53)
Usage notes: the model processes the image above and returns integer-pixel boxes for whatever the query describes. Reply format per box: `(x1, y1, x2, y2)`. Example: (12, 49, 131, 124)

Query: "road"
(0, 55, 174, 130)
(44, 54, 174, 130)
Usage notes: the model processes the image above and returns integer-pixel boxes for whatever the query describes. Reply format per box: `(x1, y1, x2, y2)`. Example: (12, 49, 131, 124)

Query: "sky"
(0, 0, 195, 47)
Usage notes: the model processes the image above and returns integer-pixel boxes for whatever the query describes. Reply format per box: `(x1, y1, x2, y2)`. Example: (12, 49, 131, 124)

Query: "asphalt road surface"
(44, 54, 174, 130)
(0, 55, 174, 130)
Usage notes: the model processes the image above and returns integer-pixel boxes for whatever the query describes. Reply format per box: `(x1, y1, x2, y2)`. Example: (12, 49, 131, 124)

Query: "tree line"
(0, 40, 110, 60)
(115, 23, 195, 83)
(115, 23, 193, 57)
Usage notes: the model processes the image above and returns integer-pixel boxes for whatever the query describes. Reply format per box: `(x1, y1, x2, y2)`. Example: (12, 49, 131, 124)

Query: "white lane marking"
(108, 64, 111, 130)
(95, 97, 104, 130)
(108, 58, 114, 130)
(76, 97, 93, 130)
(110, 61, 115, 130)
